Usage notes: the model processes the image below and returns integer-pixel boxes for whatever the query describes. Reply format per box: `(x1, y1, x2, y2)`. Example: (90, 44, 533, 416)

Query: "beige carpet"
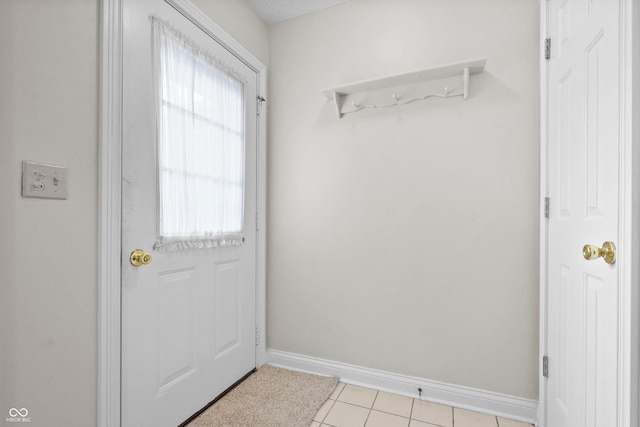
(187, 365, 338, 427)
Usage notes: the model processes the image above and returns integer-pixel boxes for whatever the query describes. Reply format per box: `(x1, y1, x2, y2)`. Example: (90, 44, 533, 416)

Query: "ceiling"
(246, 0, 351, 25)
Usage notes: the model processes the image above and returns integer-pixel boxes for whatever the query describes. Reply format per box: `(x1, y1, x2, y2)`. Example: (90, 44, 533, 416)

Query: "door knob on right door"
(582, 241, 616, 265)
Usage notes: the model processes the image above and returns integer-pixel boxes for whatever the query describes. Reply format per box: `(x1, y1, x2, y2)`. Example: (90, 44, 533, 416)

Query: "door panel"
(157, 268, 196, 391)
(121, 1, 258, 426)
(214, 261, 241, 356)
(546, 0, 619, 426)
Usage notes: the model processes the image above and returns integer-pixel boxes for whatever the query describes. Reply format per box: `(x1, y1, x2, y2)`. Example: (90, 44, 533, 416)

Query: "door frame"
(538, 1, 639, 427)
(98, 1, 268, 425)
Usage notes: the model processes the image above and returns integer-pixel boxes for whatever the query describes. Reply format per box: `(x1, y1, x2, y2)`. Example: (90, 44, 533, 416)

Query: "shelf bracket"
(463, 67, 470, 100)
(333, 92, 345, 119)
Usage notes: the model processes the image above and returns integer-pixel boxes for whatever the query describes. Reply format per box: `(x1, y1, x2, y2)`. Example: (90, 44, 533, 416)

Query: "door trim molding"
(538, 1, 549, 426)
(539, 2, 638, 427)
(618, 1, 639, 426)
(98, 1, 123, 425)
(98, 1, 268, 425)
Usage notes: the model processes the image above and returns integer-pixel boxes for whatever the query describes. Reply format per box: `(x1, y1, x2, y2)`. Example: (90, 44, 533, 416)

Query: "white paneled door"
(121, 1, 258, 426)
(546, 1, 620, 426)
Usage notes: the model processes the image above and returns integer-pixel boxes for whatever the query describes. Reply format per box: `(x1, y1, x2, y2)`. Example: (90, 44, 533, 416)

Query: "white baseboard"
(268, 349, 538, 424)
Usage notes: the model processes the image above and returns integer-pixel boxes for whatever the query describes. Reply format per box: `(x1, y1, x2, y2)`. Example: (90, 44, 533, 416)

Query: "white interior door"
(121, 1, 258, 426)
(546, 0, 620, 426)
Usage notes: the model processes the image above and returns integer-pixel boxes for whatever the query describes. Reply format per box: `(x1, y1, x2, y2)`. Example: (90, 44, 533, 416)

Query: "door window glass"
(153, 19, 246, 251)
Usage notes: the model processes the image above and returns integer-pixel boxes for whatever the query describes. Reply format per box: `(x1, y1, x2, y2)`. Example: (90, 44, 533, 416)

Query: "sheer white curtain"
(153, 19, 246, 251)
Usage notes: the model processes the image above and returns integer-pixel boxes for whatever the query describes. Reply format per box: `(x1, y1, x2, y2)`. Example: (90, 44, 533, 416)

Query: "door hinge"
(543, 355, 549, 378)
(257, 95, 266, 116)
(256, 213, 260, 231)
(256, 328, 260, 346)
(545, 38, 551, 60)
(544, 197, 550, 219)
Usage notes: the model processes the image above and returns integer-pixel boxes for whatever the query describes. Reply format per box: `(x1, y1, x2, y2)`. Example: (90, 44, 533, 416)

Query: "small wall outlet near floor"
(21, 161, 68, 200)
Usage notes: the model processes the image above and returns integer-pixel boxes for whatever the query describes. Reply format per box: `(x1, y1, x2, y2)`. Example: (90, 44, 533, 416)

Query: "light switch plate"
(22, 161, 68, 200)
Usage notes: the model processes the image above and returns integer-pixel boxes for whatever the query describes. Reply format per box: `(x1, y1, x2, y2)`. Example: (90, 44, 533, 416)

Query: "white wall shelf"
(321, 57, 487, 118)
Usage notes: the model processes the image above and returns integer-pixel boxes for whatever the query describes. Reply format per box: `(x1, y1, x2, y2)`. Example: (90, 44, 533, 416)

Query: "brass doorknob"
(582, 241, 616, 265)
(130, 249, 152, 267)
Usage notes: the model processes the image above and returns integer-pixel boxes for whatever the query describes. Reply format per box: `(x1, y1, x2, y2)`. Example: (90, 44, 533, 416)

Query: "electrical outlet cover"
(22, 161, 68, 200)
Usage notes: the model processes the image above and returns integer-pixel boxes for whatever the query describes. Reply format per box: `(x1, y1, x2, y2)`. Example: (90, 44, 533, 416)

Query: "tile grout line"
(411, 399, 449, 427)
(369, 389, 380, 426)
(317, 382, 343, 426)
(373, 391, 420, 425)
(409, 396, 416, 424)
(320, 398, 336, 425)
(362, 390, 379, 427)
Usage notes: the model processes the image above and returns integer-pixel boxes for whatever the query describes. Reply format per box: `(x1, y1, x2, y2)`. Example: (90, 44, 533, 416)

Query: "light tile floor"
(311, 383, 534, 427)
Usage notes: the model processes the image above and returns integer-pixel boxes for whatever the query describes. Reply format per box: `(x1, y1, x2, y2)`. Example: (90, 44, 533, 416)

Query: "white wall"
(267, 0, 540, 399)
(0, 2, 98, 426)
(0, 0, 540, 422)
(0, 1, 267, 426)
(190, 0, 269, 66)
